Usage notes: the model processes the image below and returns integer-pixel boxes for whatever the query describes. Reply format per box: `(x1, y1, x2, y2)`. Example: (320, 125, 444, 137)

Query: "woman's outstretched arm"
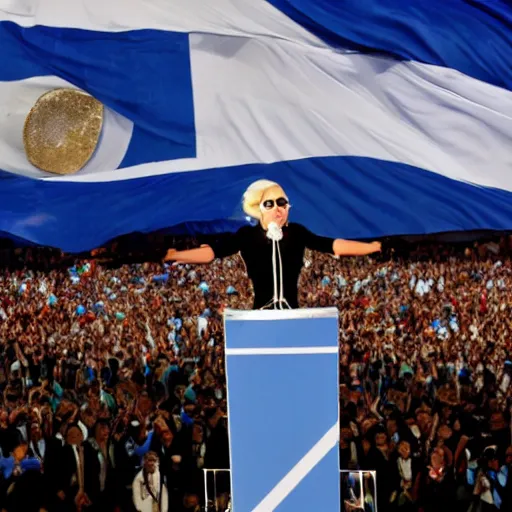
(164, 245, 215, 264)
(301, 224, 381, 257)
(333, 239, 381, 257)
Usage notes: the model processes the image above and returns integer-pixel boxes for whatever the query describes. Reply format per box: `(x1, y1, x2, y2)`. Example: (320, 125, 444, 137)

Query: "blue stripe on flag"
(0, 21, 196, 166)
(267, 0, 512, 91)
(0, 23, 49, 80)
(1, 156, 512, 252)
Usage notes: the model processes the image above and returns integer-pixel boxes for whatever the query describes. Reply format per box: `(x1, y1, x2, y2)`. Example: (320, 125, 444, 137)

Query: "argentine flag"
(1, 0, 511, 252)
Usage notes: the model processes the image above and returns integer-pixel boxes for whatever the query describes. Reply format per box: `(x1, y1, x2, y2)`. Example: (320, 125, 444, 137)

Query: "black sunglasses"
(261, 197, 289, 210)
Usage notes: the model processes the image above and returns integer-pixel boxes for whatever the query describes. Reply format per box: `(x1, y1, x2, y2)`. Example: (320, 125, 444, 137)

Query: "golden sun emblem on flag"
(23, 88, 104, 175)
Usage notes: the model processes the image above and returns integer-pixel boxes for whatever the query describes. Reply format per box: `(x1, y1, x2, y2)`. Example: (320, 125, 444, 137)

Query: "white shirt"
(132, 470, 168, 512)
(398, 458, 412, 482)
(71, 444, 85, 490)
(30, 439, 45, 460)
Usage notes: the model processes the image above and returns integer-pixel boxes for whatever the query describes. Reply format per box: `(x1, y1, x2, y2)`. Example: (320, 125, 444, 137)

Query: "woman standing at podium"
(164, 180, 381, 309)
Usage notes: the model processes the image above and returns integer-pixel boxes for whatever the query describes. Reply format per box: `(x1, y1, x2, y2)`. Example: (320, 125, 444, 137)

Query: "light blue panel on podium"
(224, 308, 340, 512)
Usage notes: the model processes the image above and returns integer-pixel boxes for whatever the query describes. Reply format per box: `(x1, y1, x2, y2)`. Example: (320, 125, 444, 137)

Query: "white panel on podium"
(224, 308, 340, 512)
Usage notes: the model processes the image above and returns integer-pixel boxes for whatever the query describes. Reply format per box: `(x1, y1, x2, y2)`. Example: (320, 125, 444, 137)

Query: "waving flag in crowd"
(0, 0, 511, 252)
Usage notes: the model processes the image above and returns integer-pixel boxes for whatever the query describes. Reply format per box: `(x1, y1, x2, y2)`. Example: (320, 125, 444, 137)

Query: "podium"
(224, 308, 340, 512)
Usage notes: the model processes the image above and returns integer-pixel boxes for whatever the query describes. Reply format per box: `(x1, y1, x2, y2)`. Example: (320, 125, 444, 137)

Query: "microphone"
(261, 221, 290, 310)
(266, 221, 283, 241)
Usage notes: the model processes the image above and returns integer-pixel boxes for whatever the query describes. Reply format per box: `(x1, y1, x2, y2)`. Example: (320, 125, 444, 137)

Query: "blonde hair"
(242, 179, 287, 220)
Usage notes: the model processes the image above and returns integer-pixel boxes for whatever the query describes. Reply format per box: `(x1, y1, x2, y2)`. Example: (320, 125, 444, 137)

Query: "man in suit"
(87, 417, 117, 511)
(56, 423, 100, 511)
(150, 417, 187, 511)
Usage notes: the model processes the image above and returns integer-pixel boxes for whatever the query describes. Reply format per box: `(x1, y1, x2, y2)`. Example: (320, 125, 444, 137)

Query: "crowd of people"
(0, 232, 511, 511)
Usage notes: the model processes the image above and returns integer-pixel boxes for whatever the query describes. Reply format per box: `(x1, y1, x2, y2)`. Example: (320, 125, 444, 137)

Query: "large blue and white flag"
(1, 0, 511, 251)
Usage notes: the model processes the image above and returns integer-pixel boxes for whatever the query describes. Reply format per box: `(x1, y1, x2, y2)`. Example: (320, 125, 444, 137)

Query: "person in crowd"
(132, 451, 168, 512)
(0, 441, 44, 511)
(56, 422, 99, 510)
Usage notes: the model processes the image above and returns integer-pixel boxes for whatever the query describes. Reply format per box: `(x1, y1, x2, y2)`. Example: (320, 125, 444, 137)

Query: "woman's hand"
(370, 241, 382, 253)
(164, 248, 178, 262)
(75, 491, 91, 509)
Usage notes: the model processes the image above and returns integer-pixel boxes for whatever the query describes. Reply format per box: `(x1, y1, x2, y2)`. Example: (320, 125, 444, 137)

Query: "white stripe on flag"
(45, 33, 512, 194)
(225, 346, 338, 356)
(252, 423, 339, 511)
(0, 0, 323, 48)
